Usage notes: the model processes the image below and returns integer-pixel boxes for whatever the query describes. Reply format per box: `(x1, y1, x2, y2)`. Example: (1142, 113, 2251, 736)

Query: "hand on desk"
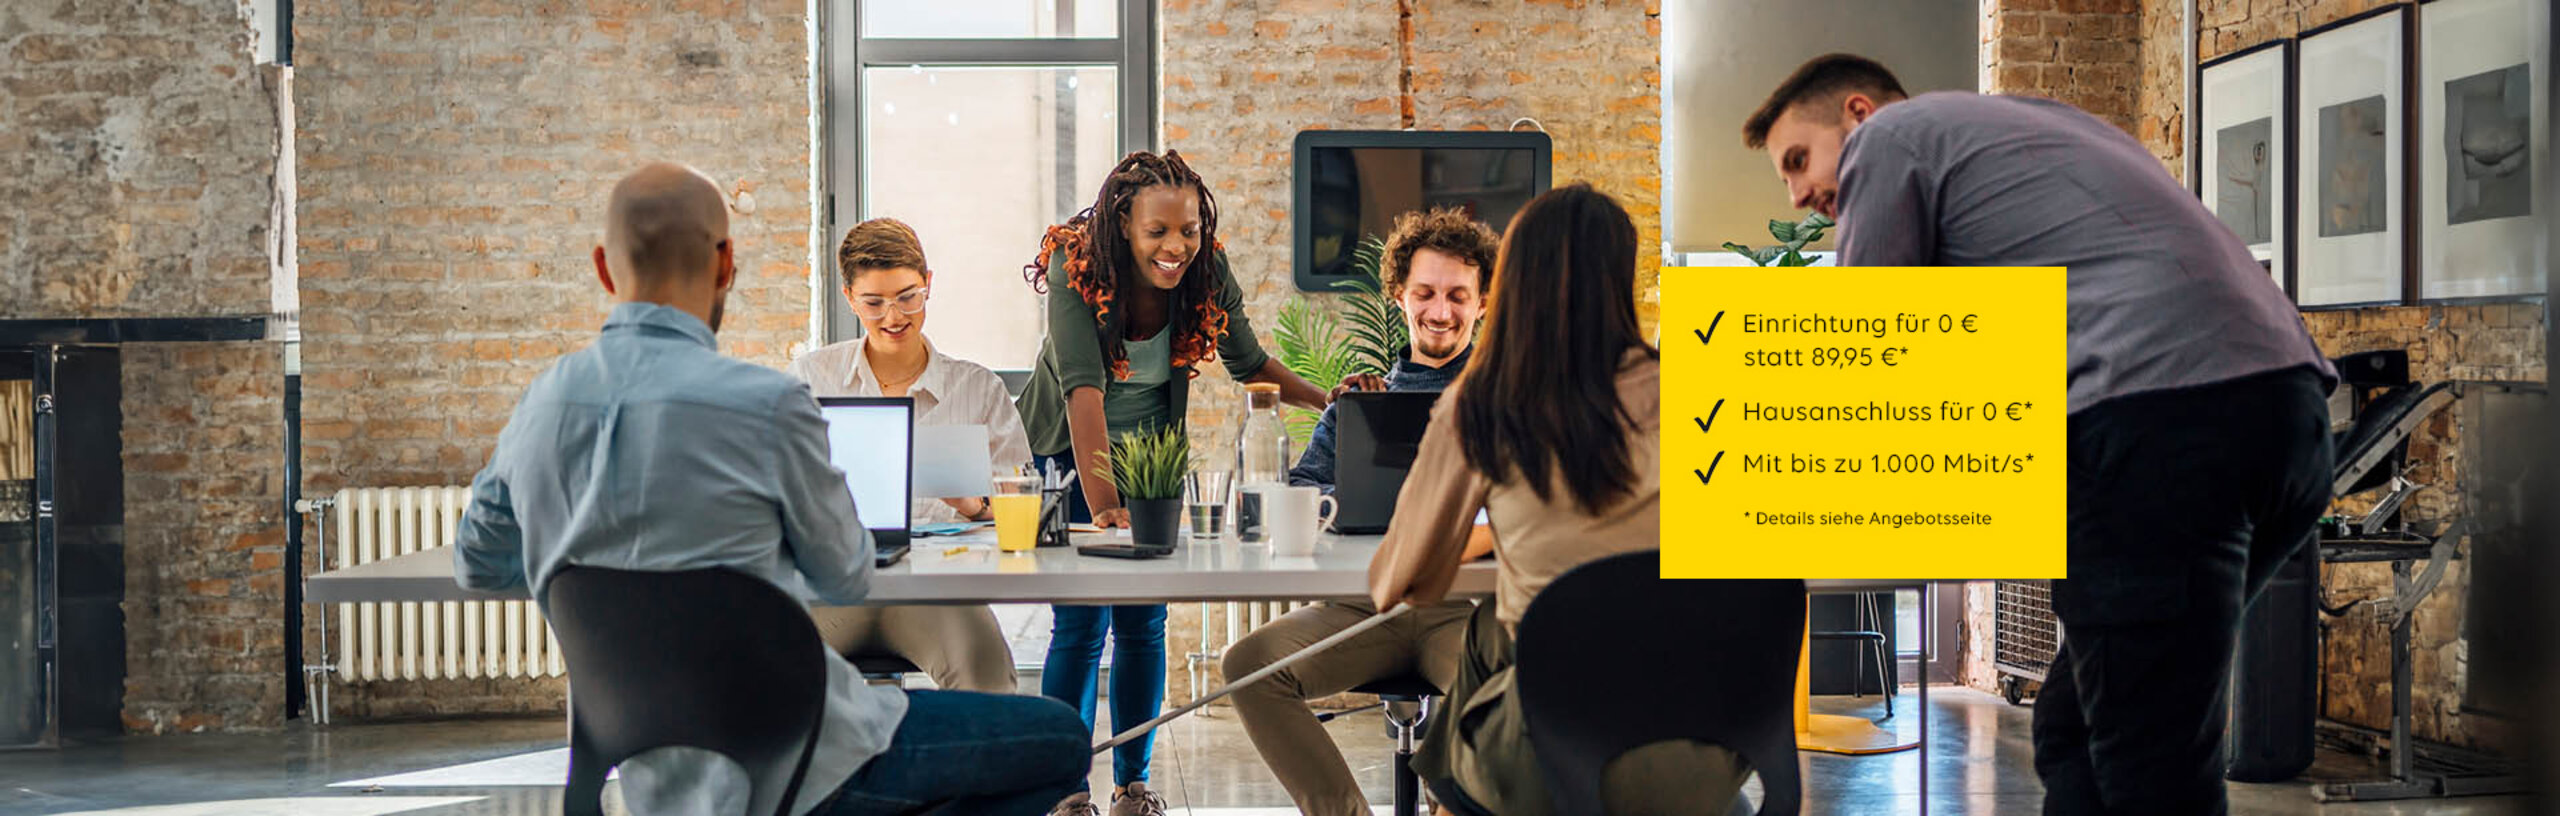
(1326, 373, 1388, 404)
(942, 496, 991, 521)
(1092, 507, 1131, 528)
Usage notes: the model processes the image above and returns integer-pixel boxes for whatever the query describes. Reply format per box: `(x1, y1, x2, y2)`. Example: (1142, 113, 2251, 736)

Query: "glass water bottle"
(1235, 382, 1289, 543)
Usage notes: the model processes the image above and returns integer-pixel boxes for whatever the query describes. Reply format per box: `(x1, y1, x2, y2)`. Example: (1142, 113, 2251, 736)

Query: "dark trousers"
(2033, 366, 2333, 816)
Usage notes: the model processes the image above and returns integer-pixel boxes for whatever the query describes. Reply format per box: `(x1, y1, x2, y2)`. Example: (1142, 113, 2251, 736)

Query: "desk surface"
(303, 530, 1928, 605)
(304, 531, 1500, 605)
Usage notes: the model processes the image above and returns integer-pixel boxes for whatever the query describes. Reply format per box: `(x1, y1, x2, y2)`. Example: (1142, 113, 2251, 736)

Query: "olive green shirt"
(1016, 249, 1272, 457)
(1104, 330, 1175, 434)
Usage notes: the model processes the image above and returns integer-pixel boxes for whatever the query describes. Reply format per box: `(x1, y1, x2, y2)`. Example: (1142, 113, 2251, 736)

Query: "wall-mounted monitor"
(1292, 130, 1551, 292)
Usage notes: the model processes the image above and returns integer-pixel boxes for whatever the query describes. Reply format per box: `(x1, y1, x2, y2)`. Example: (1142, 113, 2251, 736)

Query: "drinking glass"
(1184, 470, 1233, 539)
(992, 475, 1042, 552)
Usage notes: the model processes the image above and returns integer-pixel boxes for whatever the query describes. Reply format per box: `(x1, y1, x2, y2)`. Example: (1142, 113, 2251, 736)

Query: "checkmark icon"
(1694, 310, 1726, 346)
(1695, 451, 1725, 485)
(1694, 399, 1725, 434)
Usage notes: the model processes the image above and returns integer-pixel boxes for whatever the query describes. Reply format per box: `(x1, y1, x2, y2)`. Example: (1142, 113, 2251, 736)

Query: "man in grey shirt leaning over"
(454, 162, 1086, 816)
(1741, 55, 2337, 815)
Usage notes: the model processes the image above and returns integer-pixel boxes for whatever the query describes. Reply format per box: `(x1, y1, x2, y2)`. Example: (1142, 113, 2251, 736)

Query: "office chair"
(1313, 674, 1443, 816)
(545, 566, 830, 816)
(1514, 553, 1805, 816)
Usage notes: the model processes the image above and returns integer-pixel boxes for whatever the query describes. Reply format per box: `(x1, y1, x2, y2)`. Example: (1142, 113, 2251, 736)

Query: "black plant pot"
(1126, 497, 1183, 549)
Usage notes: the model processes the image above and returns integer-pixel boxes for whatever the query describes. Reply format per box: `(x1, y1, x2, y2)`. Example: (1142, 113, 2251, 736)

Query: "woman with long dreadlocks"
(1016, 150, 1330, 816)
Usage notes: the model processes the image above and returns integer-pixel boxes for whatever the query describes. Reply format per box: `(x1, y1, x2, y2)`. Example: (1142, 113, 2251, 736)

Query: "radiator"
(331, 486, 564, 683)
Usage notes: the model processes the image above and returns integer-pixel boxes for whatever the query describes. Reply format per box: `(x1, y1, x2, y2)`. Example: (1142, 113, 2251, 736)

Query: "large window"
(823, 0, 1155, 376)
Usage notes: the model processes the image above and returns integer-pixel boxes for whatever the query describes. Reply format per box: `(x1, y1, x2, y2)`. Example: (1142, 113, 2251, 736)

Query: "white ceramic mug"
(1263, 485, 1337, 557)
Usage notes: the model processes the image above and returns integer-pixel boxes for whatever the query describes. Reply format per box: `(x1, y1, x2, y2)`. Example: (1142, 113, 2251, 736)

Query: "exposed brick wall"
(1980, 0, 2142, 134)
(0, 0, 280, 320)
(118, 343, 291, 734)
(2, 1, 293, 733)
(2136, 0, 2184, 170)
(2198, 0, 2397, 63)
(292, 0, 816, 718)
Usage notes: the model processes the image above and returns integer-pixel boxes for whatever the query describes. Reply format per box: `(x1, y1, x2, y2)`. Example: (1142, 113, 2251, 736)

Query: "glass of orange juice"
(992, 474, 1042, 552)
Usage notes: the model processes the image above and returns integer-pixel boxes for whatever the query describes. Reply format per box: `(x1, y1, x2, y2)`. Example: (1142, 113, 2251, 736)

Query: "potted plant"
(1102, 424, 1191, 547)
(1722, 212, 1835, 267)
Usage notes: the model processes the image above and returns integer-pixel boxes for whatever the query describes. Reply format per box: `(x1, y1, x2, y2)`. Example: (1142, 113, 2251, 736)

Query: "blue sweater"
(1287, 345, 1471, 493)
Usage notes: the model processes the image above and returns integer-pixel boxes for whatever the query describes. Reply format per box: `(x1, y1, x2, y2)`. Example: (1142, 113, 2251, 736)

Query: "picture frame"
(2418, 0, 2549, 301)
(2294, 4, 2412, 308)
(2197, 39, 2296, 296)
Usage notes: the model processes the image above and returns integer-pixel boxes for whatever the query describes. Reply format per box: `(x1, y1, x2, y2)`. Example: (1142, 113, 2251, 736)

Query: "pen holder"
(1037, 487, 1073, 548)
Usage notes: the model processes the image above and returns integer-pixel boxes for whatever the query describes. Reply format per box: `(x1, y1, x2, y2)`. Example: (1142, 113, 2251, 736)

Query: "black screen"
(1303, 146, 1541, 281)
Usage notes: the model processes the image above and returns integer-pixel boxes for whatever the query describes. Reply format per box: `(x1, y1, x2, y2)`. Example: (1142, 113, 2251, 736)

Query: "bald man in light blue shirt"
(456, 162, 1085, 816)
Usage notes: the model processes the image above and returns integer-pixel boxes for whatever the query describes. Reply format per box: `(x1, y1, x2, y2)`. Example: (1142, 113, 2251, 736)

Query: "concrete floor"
(0, 687, 2529, 815)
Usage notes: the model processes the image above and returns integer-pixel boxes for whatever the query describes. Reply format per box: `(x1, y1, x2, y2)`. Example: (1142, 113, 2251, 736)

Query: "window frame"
(818, 0, 1158, 390)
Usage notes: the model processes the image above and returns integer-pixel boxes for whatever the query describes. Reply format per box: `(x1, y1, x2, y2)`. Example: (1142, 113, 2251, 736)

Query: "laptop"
(816, 397, 913, 566)
(1331, 390, 1446, 534)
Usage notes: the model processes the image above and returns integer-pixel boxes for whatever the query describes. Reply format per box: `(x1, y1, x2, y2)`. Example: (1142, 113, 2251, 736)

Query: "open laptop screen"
(816, 397, 912, 547)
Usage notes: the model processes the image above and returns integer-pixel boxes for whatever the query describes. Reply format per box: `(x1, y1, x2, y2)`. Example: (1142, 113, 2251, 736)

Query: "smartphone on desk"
(1075, 543, 1175, 559)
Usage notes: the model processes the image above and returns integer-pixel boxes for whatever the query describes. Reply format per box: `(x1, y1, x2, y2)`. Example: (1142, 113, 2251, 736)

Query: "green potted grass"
(1102, 425, 1191, 548)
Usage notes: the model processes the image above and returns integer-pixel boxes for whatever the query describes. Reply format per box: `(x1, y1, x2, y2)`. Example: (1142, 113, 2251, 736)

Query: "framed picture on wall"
(2295, 5, 2411, 308)
(2419, 0, 2550, 300)
(2198, 39, 2294, 294)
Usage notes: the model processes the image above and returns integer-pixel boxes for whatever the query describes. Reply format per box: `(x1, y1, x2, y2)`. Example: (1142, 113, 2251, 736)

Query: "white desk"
(303, 530, 1916, 605)
(303, 531, 1499, 606)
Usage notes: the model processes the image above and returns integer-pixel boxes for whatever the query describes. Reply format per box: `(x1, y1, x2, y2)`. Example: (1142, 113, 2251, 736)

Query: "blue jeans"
(820, 689, 1088, 816)
(1034, 450, 1168, 790)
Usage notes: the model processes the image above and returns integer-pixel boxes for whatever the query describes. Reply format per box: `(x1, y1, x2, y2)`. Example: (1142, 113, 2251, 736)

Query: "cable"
(1096, 603, 1414, 753)
(1508, 117, 1546, 133)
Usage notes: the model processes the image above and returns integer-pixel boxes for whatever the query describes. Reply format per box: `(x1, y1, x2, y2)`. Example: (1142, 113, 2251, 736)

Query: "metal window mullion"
(1119, 0, 1155, 153)
(825, 0, 863, 344)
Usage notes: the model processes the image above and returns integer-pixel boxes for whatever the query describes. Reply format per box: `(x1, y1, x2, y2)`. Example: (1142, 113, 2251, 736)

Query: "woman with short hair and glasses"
(784, 217, 1028, 696)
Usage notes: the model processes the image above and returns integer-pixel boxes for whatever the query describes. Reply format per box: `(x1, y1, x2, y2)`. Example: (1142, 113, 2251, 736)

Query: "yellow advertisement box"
(1660, 266, 2067, 580)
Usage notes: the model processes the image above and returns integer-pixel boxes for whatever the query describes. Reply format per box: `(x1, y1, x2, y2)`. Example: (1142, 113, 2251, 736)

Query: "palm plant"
(1722, 212, 1835, 267)
(1330, 235, 1408, 376)
(1272, 234, 1406, 439)
(1101, 424, 1191, 501)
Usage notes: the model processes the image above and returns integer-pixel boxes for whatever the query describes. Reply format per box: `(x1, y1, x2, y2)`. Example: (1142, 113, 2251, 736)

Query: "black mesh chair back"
(1513, 552, 1805, 816)
(544, 566, 830, 816)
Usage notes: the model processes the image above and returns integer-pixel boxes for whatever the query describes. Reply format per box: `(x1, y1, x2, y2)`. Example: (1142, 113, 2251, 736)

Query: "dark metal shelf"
(0, 317, 267, 346)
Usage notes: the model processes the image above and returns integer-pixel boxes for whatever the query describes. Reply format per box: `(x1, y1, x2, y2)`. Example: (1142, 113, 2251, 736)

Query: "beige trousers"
(1221, 599, 1477, 816)
(807, 604, 1019, 694)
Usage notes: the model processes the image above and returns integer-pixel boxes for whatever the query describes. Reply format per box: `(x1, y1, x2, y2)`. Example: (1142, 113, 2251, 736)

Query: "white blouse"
(786, 338, 1034, 524)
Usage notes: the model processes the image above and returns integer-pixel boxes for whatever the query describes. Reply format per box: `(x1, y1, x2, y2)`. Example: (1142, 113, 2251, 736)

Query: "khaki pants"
(1418, 602, 1753, 816)
(808, 604, 1018, 694)
(1222, 599, 1476, 816)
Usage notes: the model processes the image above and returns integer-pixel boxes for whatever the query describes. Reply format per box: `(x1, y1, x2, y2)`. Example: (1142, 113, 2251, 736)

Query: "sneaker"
(1049, 792, 1100, 816)
(1109, 782, 1167, 816)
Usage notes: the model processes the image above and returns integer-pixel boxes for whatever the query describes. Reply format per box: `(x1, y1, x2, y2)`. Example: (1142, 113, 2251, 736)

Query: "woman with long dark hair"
(1366, 183, 1742, 814)
(1017, 149, 1329, 816)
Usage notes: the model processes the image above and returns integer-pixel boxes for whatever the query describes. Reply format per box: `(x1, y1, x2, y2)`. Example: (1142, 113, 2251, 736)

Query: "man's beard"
(1413, 327, 1465, 361)
(708, 295, 726, 333)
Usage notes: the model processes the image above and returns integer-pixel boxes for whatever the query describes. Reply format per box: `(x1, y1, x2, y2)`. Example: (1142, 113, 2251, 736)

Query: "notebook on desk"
(817, 396, 913, 567)
(1331, 390, 1446, 534)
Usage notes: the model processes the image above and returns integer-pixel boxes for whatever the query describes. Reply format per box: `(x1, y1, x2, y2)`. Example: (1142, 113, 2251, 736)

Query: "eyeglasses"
(851, 286, 929, 319)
